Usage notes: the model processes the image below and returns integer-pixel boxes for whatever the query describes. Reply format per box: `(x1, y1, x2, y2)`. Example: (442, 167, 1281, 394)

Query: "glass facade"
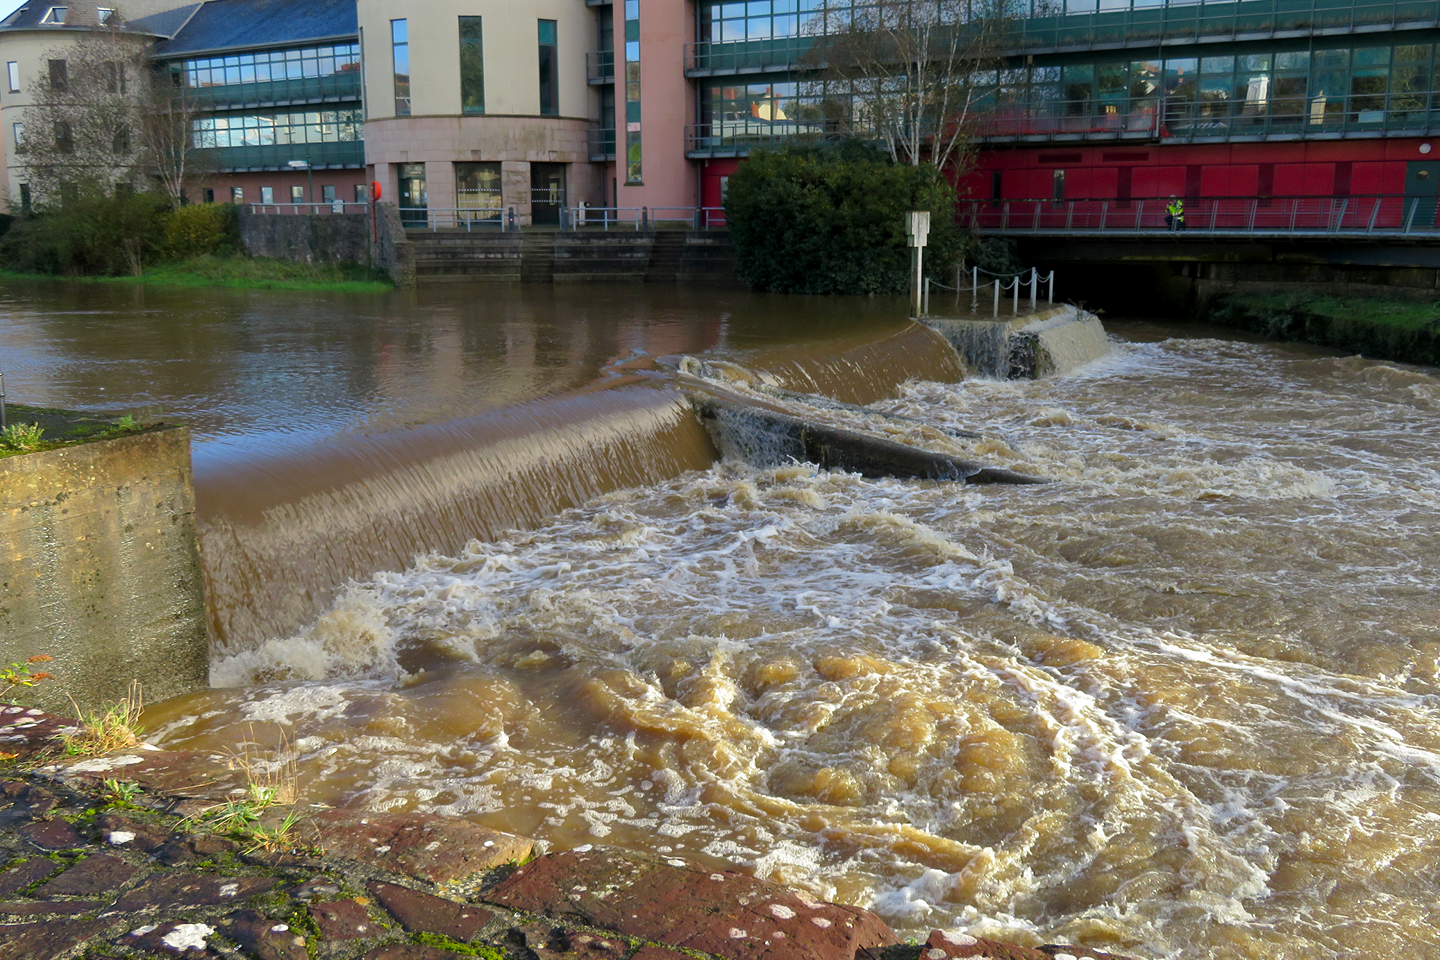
(194, 108, 363, 148)
(392, 19, 411, 116)
(182, 44, 361, 87)
(624, 0, 642, 183)
(539, 19, 559, 116)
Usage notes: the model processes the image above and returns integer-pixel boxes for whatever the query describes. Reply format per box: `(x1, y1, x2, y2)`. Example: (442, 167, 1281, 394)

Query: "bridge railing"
(958, 195, 1440, 236)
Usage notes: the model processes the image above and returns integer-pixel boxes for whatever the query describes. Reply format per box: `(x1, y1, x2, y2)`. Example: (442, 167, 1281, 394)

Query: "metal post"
(993, 278, 1000, 318)
(642, 206, 649, 230)
(1012, 277, 1019, 315)
(0, 371, 6, 431)
(508, 207, 516, 231)
(1029, 267, 1037, 311)
(971, 266, 978, 312)
(910, 245, 924, 317)
(1048, 271, 1055, 304)
(923, 277, 930, 317)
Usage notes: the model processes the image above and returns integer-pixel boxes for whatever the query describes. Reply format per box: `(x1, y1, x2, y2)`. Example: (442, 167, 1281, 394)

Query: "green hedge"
(724, 143, 964, 295)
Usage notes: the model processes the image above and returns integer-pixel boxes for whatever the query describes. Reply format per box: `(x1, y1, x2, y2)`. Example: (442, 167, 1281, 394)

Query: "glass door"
(398, 163, 427, 226)
(456, 162, 502, 223)
(530, 163, 566, 226)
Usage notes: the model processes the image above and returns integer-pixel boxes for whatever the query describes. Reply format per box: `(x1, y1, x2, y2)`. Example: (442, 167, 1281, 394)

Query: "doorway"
(530, 163, 566, 226)
(398, 163, 427, 226)
(1405, 160, 1439, 228)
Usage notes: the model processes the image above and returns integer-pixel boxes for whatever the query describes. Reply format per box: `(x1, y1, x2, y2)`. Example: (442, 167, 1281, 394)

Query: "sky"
(1, 1, 25, 20)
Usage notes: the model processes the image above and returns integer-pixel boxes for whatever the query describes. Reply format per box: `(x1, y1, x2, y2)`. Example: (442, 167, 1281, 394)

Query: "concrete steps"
(404, 228, 739, 285)
(520, 233, 556, 283)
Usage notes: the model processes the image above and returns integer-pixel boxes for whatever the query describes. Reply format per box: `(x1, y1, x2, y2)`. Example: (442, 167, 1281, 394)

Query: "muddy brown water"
(4, 281, 1440, 958)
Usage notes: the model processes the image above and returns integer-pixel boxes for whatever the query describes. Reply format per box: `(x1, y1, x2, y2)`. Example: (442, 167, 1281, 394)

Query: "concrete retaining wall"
(0, 427, 211, 715)
(238, 207, 371, 266)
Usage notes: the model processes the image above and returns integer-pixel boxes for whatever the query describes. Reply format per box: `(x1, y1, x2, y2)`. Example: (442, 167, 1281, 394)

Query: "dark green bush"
(163, 202, 239, 259)
(724, 143, 964, 295)
(0, 192, 172, 276)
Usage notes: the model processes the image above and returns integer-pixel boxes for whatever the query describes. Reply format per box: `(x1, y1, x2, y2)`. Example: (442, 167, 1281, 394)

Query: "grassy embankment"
(1210, 292, 1440, 366)
(0, 254, 392, 293)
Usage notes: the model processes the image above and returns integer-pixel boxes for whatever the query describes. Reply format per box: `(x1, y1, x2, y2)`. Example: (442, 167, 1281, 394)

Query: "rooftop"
(151, 0, 355, 57)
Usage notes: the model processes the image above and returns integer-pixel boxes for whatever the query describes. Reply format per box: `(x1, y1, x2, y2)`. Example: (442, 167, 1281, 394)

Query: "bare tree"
(804, 0, 1014, 171)
(143, 66, 214, 206)
(18, 25, 153, 207)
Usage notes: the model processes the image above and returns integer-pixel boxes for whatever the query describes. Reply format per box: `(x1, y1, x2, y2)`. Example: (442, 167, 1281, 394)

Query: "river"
(3, 281, 1439, 959)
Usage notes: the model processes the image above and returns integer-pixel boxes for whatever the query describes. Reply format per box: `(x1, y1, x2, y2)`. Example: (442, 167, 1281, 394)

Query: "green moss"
(411, 932, 516, 959)
(0, 404, 155, 460)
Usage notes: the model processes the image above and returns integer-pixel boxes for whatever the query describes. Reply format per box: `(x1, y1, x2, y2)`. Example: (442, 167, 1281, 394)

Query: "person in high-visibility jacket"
(1166, 196, 1185, 231)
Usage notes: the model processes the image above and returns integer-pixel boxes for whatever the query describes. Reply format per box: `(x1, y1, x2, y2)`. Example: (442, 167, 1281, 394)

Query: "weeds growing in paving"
(0, 422, 45, 452)
(62, 681, 144, 756)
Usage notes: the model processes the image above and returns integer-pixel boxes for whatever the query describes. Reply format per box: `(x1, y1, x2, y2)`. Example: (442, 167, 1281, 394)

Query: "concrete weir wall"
(0, 427, 211, 715)
(925, 305, 1111, 379)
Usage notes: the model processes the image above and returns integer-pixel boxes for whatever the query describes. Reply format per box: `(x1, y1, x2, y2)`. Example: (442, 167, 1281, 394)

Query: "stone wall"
(371, 202, 416, 288)
(238, 207, 370, 265)
(0, 427, 210, 715)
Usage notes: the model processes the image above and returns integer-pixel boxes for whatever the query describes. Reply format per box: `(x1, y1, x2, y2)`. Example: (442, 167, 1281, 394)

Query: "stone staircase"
(520, 232, 557, 283)
(644, 230, 688, 283)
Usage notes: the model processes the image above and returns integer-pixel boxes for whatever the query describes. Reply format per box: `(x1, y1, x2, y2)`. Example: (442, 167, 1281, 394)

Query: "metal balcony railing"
(958, 195, 1440, 236)
(975, 92, 1440, 142)
(197, 140, 364, 171)
(588, 127, 616, 161)
(587, 50, 615, 85)
(685, 36, 815, 76)
(1006, 0, 1440, 52)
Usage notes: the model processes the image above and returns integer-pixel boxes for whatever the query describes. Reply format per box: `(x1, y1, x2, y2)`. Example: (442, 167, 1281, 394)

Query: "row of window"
(236, 184, 367, 204)
(192, 109, 363, 149)
(700, 40, 1440, 130)
(181, 44, 361, 89)
(388, 17, 558, 118)
(12, 120, 128, 154)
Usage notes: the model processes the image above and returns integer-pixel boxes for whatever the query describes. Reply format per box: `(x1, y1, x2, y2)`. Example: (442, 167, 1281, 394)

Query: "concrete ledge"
(0, 427, 210, 714)
(925, 305, 1110, 379)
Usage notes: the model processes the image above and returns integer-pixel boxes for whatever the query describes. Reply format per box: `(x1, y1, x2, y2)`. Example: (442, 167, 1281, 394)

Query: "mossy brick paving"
(0, 707, 1143, 960)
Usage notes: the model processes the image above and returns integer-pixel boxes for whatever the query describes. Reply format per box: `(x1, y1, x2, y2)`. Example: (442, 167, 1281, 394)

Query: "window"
(321, 184, 336, 202)
(6, 62, 18, 93)
(391, 20, 410, 116)
(192, 108, 363, 148)
(97, 7, 114, 23)
(49, 59, 67, 91)
(459, 16, 484, 115)
(12, 121, 24, 152)
(112, 125, 129, 153)
(1052, 169, 1065, 200)
(105, 61, 125, 94)
(456, 161, 501, 220)
(538, 19, 558, 116)
(54, 120, 72, 154)
(204, 188, 215, 203)
(622, 0, 640, 183)
(181, 44, 361, 89)
(354, 183, 368, 203)
(290, 184, 304, 203)
(261, 185, 274, 203)
(232, 187, 244, 203)
(40, 6, 66, 24)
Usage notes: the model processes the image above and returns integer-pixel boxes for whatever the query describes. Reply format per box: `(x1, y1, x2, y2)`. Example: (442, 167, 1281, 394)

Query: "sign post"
(906, 211, 930, 318)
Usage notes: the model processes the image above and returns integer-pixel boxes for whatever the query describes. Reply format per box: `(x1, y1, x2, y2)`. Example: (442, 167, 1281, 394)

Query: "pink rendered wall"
(617, 0, 696, 213)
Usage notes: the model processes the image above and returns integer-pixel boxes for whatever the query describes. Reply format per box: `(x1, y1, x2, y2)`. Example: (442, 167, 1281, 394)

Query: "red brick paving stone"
(360, 946, 469, 960)
(526, 924, 628, 959)
(292, 876, 343, 900)
(219, 910, 310, 960)
(0, 709, 76, 763)
(312, 810, 532, 887)
(35, 852, 142, 898)
(0, 858, 58, 898)
(97, 813, 172, 852)
(0, 901, 98, 916)
(631, 948, 695, 960)
(310, 898, 379, 940)
(120, 919, 223, 956)
(51, 749, 249, 799)
(485, 847, 900, 960)
(0, 917, 114, 960)
(921, 930, 1055, 960)
(0, 780, 58, 827)
(113, 873, 276, 911)
(368, 881, 492, 941)
(18, 817, 82, 850)
(152, 832, 237, 866)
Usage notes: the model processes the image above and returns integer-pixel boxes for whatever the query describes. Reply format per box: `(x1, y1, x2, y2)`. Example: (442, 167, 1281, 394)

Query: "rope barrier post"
(1029, 266, 1037, 311)
(993, 278, 1000, 318)
(923, 277, 930, 317)
(1048, 271, 1055, 304)
(971, 266, 978, 312)
(1012, 277, 1019, 316)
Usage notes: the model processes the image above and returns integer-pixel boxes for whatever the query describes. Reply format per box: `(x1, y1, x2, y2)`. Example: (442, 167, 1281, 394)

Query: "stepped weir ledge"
(4, 281, 1440, 958)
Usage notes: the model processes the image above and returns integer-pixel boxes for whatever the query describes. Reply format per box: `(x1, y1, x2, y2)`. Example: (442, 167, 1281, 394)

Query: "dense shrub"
(0, 192, 172, 276)
(163, 202, 239, 259)
(724, 143, 964, 295)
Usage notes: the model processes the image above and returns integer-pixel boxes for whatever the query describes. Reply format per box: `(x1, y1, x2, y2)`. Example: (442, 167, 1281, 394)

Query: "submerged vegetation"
(1209, 291, 1440, 365)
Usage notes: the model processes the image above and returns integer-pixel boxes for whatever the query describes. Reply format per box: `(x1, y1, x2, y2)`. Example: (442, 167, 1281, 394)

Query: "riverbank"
(0, 255, 393, 293)
(1207, 291, 1440, 365)
(0, 705, 1132, 960)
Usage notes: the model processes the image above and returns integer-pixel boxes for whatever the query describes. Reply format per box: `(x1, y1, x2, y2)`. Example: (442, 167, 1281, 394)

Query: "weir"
(923, 305, 1111, 379)
(197, 318, 973, 651)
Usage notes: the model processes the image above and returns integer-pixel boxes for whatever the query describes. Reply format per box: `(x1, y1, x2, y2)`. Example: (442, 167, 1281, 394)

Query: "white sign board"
(906, 210, 930, 248)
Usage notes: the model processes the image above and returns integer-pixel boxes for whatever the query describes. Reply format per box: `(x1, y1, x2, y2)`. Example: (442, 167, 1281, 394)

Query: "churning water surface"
(5, 282, 1440, 958)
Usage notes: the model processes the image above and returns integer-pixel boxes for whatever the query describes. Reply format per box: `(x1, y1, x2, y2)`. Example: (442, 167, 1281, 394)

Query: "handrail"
(958, 195, 1440, 236)
(247, 202, 368, 215)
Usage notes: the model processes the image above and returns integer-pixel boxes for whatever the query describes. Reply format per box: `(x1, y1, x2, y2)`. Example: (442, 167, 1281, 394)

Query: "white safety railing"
(925, 265, 1056, 319)
(398, 207, 517, 231)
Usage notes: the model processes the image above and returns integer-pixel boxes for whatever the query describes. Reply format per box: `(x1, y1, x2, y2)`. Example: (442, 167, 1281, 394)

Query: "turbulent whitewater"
(146, 330, 1440, 959)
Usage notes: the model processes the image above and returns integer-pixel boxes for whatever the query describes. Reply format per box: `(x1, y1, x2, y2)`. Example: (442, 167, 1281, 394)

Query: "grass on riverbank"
(0, 404, 157, 460)
(1209, 291, 1440, 365)
(0, 254, 392, 293)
